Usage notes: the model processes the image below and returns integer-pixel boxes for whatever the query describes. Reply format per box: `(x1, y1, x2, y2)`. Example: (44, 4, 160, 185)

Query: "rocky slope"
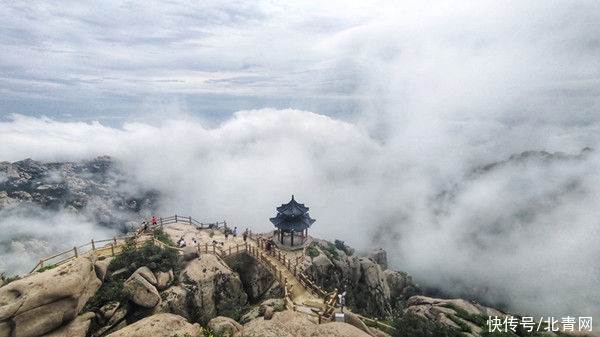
(0, 156, 156, 227)
(303, 239, 420, 318)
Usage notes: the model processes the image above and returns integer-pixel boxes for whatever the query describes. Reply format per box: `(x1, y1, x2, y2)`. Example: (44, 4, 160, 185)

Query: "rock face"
(0, 255, 102, 337)
(41, 312, 95, 337)
(369, 248, 387, 270)
(406, 295, 508, 335)
(0, 157, 156, 226)
(303, 241, 420, 317)
(153, 286, 189, 319)
(229, 254, 277, 301)
(208, 316, 243, 335)
(104, 313, 200, 337)
(123, 269, 160, 309)
(237, 310, 371, 337)
(179, 254, 247, 325)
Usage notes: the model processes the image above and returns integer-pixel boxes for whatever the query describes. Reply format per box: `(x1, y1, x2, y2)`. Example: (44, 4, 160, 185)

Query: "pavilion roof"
(269, 212, 315, 231)
(276, 195, 309, 216)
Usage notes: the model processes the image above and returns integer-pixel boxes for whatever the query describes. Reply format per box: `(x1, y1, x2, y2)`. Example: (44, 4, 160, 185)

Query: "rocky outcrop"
(155, 269, 174, 290)
(153, 286, 189, 319)
(369, 248, 387, 270)
(303, 241, 420, 317)
(180, 254, 247, 325)
(237, 310, 371, 337)
(104, 313, 200, 337)
(406, 295, 508, 335)
(229, 254, 277, 301)
(0, 255, 102, 337)
(240, 298, 285, 324)
(0, 157, 156, 226)
(208, 316, 243, 335)
(123, 268, 160, 309)
(41, 312, 95, 337)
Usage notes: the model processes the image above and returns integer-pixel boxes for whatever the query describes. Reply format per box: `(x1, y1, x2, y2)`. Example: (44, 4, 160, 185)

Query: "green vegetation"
(319, 241, 339, 260)
(307, 243, 320, 260)
(0, 273, 20, 287)
(154, 227, 176, 246)
(391, 311, 466, 337)
(273, 305, 284, 312)
(334, 239, 351, 255)
(84, 239, 181, 332)
(209, 230, 215, 238)
(109, 239, 180, 276)
(37, 264, 58, 273)
(442, 303, 487, 326)
(216, 297, 244, 321)
(448, 314, 472, 333)
(83, 273, 130, 313)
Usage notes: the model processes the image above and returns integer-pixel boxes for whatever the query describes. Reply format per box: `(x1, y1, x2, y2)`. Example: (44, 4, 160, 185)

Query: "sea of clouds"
(1, 0, 599, 324)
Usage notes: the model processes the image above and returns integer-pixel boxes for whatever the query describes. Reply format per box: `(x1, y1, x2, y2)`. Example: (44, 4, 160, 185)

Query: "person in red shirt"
(152, 216, 157, 226)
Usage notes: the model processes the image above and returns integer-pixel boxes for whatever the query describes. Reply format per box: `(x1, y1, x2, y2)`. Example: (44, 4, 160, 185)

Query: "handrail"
(28, 215, 222, 274)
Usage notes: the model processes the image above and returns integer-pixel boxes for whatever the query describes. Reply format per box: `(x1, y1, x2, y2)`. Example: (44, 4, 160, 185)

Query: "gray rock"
(369, 248, 388, 270)
(263, 307, 274, 320)
(123, 273, 160, 308)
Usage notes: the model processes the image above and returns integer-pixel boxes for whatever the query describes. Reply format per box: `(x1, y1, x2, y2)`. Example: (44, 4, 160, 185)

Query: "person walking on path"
(233, 227, 237, 238)
(152, 216, 157, 226)
(243, 228, 248, 242)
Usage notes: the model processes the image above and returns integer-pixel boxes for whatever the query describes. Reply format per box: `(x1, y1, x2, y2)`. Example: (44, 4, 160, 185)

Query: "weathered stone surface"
(182, 246, 198, 261)
(180, 254, 247, 324)
(42, 312, 95, 337)
(155, 269, 174, 290)
(208, 316, 243, 335)
(134, 266, 157, 286)
(0, 255, 101, 337)
(369, 248, 387, 270)
(304, 243, 420, 317)
(406, 295, 507, 334)
(343, 311, 374, 336)
(99, 302, 120, 320)
(104, 313, 200, 337)
(263, 307, 274, 320)
(153, 286, 189, 319)
(94, 257, 113, 281)
(237, 310, 371, 337)
(123, 273, 160, 308)
(230, 254, 275, 301)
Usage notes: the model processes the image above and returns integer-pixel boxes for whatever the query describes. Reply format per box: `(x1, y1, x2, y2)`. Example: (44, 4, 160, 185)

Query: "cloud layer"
(1, 0, 600, 324)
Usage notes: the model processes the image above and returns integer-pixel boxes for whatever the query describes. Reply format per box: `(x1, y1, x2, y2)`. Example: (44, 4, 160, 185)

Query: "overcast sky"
(1, 0, 600, 322)
(1, 0, 599, 127)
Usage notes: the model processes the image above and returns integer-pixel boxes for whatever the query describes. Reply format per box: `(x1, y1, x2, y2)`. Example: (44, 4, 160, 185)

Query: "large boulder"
(0, 254, 102, 337)
(41, 312, 95, 337)
(180, 254, 247, 324)
(123, 272, 160, 308)
(208, 316, 243, 335)
(154, 269, 174, 290)
(153, 286, 189, 319)
(237, 310, 371, 337)
(369, 248, 387, 270)
(104, 313, 200, 337)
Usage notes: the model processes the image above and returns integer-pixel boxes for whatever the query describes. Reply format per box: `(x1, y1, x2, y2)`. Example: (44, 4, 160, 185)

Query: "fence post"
(189, 216, 192, 225)
(213, 243, 215, 254)
(205, 243, 208, 254)
(111, 244, 115, 256)
(91, 239, 95, 251)
(39, 259, 44, 268)
(229, 246, 232, 256)
(73, 246, 78, 258)
(160, 217, 163, 226)
(175, 214, 178, 223)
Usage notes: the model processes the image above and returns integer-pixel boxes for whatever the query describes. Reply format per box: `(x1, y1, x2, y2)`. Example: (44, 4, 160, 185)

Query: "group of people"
(140, 216, 158, 232)
(223, 226, 250, 242)
(177, 236, 197, 248)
